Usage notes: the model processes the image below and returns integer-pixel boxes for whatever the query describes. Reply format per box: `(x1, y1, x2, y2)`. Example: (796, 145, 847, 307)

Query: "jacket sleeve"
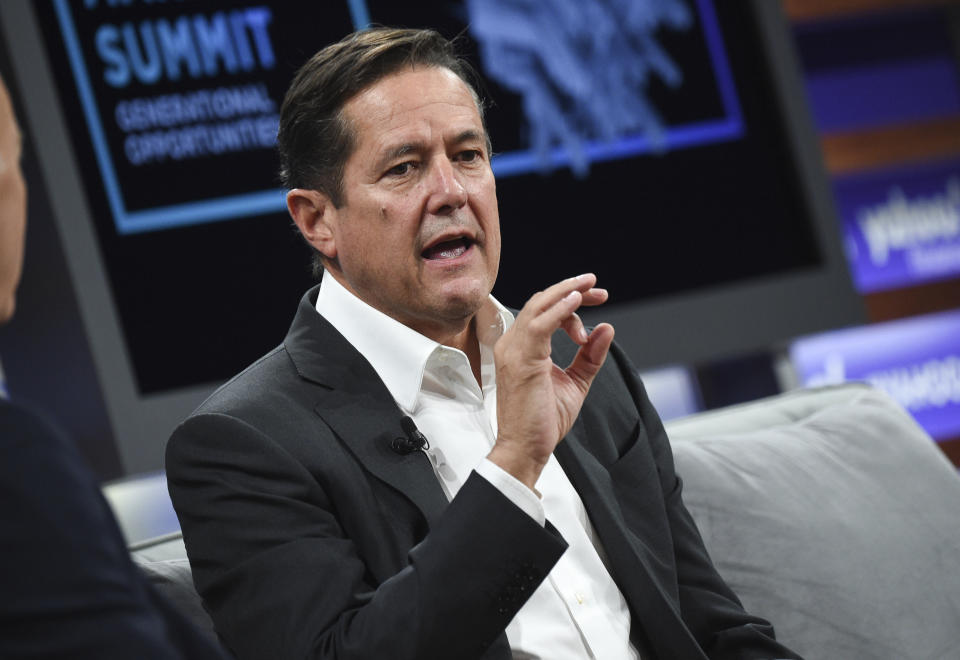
(166, 412, 567, 660)
(608, 344, 803, 660)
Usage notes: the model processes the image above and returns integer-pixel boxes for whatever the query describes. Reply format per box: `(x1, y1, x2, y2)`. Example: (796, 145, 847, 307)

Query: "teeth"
(438, 244, 467, 259)
(423, 237, 470, 260)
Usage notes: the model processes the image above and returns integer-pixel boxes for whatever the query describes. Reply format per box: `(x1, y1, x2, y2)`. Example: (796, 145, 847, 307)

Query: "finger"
(560, 312, 588, 345)
(525, 289, 585, 342)
(551, 287, 608, 344)
(565, 323, 615, 390)
(511, 275, 604, 350)
(579, 287, 608, 307)
(524, 273, 597, 317)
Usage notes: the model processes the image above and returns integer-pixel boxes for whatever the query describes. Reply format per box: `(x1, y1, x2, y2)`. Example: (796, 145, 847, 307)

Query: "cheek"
(478, 196, 500, 243)
(373, 190, 416, 224)
(488, 233, 502, 274)
(377, 199, 425, 243)
(472, 177, 498, 217)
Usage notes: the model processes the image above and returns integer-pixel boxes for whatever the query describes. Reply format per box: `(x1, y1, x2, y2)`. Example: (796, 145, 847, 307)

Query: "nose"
(425, 157, 468, 216)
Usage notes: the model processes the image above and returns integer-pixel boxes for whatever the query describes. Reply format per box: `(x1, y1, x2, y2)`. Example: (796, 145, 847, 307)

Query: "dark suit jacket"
(166, 286, 800, 660)
(0, 399, 229, 660)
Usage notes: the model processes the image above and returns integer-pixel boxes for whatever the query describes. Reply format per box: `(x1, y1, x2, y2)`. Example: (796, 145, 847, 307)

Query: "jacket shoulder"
(187, 345, 311, 425)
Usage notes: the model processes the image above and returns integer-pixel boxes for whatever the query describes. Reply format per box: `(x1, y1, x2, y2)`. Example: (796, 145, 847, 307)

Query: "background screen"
(36, 0, 822, 394)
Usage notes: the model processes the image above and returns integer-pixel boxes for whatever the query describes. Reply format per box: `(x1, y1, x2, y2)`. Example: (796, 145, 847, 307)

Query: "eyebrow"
(375, 129, 489, 170)
(374, 142, 421, 173)
(452, 129, 486, 147)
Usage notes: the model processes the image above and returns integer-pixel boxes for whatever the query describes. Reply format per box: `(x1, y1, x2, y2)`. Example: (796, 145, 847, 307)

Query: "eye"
(385, 161, 415, 177)
(457, 149, 482, 163)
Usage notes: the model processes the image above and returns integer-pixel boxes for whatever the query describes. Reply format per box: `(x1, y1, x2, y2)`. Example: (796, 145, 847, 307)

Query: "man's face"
(321, 66, 500, 341)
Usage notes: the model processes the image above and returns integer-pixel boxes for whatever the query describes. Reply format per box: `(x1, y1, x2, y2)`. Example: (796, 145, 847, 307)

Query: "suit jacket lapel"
(555, 421, 707, 660)
(283, 286, 449, 528)
(282, 289, 699, 657)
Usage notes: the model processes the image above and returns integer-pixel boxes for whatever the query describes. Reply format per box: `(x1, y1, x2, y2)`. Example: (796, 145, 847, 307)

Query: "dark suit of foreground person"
(167, 28, 801, 660)
(0, 75, 228, 660)
(0, 402, 231, 659)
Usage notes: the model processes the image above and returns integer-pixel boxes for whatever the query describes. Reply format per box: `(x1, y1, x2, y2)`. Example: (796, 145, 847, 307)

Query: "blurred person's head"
(0, 74, 26, 324)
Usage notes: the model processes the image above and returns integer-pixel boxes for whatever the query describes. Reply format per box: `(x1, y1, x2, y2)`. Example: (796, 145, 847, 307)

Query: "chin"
(433, 288, 488, 321)
(437, 297, 484, 321)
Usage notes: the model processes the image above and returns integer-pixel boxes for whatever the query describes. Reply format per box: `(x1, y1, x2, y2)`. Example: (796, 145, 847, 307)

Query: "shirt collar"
(315, 273, 513, 412)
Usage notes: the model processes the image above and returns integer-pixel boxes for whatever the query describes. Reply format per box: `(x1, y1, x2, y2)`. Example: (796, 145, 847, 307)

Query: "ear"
(287, 188, 338, 260)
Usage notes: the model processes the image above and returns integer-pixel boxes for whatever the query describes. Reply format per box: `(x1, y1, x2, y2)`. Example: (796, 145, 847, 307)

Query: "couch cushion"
(132, 534, 218, 639)
(670, 385, 960, 660)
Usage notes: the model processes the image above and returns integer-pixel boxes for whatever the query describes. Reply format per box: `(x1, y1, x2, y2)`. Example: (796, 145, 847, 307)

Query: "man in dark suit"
(0, 73, 228, 660)
(167, 28, 801, 660)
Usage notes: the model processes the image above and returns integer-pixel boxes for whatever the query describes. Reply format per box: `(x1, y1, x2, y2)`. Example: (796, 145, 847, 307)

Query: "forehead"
(342, 67, 484, 151)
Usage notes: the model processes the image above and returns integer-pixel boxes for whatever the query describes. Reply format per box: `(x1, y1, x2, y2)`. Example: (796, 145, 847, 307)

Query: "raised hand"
(489, 273, 615, 490)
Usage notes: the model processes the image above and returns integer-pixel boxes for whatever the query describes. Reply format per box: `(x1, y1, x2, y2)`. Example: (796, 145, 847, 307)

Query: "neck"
(322, 269, 486, 386)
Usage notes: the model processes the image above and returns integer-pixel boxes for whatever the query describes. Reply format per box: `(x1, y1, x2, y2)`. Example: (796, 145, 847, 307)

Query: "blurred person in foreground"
(166, 28, 802, 660)
(0, 73, 229, 660)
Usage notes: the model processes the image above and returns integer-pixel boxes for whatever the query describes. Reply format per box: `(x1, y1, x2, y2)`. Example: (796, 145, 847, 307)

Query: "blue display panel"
(791, 310, 960, 441)
(36, 0, 827, 394)
(636, 365, 703, 421)
(833, 158, 960, 293)
(794, 9, 960, 133)
(51, 0, 741, 234)
(467, 0, 743, 178)
(51, 0, 344, 234)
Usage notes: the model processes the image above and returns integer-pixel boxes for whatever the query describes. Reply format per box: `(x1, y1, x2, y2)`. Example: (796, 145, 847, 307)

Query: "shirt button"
(575, 592, 585, 605)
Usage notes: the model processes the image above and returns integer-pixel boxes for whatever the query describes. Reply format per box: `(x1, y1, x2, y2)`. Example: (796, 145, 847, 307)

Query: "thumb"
(566, 323, 615, 391)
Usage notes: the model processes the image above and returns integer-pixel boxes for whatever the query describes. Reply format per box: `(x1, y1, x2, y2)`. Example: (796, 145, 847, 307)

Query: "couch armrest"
(668, 383, 960, 659)
(132, 532, 219, 641)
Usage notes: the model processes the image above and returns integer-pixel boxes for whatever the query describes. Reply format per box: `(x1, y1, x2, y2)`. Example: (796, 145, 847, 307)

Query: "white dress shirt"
(316, 273, 639, 660)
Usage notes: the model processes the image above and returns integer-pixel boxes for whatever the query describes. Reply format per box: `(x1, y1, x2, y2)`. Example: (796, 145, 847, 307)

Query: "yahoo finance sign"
(834, 159, 960, 293)
(791, 310, 960, 441)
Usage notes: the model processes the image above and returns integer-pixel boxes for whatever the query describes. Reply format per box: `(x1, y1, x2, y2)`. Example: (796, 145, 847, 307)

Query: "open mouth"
(422, 237, 473, 261)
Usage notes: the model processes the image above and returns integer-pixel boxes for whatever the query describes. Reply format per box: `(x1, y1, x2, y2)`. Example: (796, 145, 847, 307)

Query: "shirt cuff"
(475, 459, 545, 526)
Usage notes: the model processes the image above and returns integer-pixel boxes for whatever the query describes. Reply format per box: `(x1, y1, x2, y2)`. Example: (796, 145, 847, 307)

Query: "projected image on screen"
(467, 0, 741, 177)
(50, 0, 740, 233)
(36, 0, 822, 394)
